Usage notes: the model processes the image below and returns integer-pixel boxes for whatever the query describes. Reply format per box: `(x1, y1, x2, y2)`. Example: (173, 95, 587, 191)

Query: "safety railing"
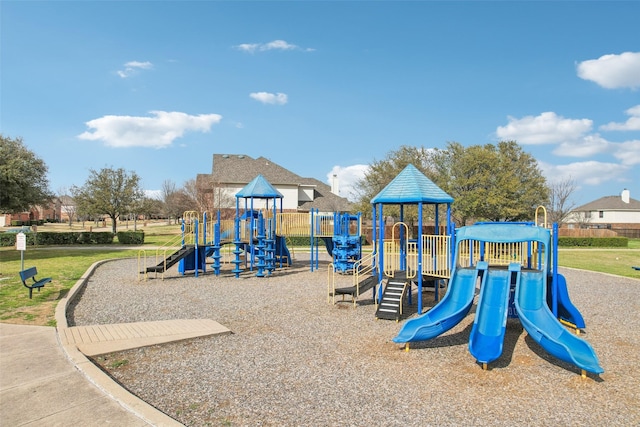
(138, 233, 184, 281)
(457, 240, 544, 269)
(421, 234, 452, 278)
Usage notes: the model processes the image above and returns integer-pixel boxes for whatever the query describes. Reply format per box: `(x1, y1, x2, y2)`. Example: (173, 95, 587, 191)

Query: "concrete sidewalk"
(1, 320, 230, 426)
(1, 258, 232, 426)
(0, 323, 153, 426)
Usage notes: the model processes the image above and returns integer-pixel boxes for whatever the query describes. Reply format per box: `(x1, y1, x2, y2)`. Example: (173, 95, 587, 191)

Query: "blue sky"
(2, 1, 639, 208)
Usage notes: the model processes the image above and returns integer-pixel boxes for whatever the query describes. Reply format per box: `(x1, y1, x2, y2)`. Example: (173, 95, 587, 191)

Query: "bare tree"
(162, 180, 183, 224)
(547, 177, 577, 226)
(183, 178, 209, 213)
(57, 187, 77, 226)
(569, 210, 592, 228)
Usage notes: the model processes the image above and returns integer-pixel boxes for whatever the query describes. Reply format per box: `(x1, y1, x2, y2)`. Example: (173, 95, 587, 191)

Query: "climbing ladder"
(375, 274, 410, 321)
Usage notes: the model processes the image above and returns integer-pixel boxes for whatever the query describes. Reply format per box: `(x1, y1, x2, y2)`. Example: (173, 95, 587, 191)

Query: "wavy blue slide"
(468, 264, 518, 366)
(392, 263, 484, 344)
(515, 270, 603, 374)
(548, 273, 586, 329)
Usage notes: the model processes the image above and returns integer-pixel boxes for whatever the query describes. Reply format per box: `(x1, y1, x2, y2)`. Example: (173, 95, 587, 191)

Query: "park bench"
(19, 267, 51, 299)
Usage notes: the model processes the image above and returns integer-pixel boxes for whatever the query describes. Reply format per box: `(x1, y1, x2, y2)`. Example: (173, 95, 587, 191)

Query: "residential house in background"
(196, 154, 353, 215)
(0, 199, 61, 227)
(566, 189, 640, 238)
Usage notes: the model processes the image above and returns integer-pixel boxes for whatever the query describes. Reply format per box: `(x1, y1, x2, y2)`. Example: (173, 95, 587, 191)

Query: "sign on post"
(16, 232, 27, 251)
(16, 232, 26, 271)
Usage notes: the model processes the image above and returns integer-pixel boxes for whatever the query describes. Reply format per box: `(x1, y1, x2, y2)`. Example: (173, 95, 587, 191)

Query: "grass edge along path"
(0, 247, 141, 326)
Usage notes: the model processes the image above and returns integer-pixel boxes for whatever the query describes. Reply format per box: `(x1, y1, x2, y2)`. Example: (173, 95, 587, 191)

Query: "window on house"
(599, 211, 604, 218)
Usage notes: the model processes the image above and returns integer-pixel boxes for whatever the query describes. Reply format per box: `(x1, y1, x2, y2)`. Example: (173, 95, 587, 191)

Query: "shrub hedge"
(0, 231, 114, 247)
(558, 237, 628, 247)
(117, 231, 145, 244)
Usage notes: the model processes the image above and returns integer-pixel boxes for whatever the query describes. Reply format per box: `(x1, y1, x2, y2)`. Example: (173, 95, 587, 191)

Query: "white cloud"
(613, 140, 640, 166)
(117, 60, 153, 78)
(78, 111, 222, 148)
(496, 112, 593, 145)
(234, 39, 314, 53)
(326, 164, 369, 202)
(576, 51, 640, 89)
(552, 134, 610, 157)
(539, 160, 628, 186)
(600, 105, 640, 131)
(250, 92, 288, 105)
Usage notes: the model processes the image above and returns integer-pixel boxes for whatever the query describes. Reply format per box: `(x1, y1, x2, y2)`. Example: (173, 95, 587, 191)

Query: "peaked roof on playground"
(371, 164, 454, 204)
(236, 174, 283, 199)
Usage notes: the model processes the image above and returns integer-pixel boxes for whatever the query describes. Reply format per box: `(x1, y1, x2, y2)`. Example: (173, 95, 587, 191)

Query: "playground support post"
(552, 222, 559, 317)
(417, 203, 423, 314)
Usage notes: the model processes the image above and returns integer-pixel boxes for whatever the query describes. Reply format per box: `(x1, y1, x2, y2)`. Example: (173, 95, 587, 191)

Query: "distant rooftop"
(574, 191, 640, 211)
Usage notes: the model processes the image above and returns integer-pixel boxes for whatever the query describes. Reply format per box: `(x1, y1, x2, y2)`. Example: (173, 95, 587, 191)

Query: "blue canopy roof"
(236, 174, 283, 199)
(456, 223, 550, 245)
(371, 164, 454, 204)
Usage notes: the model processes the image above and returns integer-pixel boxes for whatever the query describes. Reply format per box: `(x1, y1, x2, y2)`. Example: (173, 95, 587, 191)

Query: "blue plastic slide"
(515, 270, 603, 374)
(468, 264, 519, 365)
(547, 273, 585, 329)
(275, 235, 292, 266)
(392, 263, 484, 344)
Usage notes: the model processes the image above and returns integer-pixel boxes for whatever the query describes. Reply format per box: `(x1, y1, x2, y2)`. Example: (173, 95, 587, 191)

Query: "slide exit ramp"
(468, 263, 520, 368)
(515, 270, 603, 375)
(392, 263, 484, 345)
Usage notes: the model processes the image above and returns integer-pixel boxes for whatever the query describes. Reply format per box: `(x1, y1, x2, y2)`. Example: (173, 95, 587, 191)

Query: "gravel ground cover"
(69, 258, 640, 427)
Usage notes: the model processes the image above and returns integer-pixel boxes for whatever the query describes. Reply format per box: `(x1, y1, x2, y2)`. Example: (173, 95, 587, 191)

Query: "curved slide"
(547, 273, 586, 329)
(468, 264, 517, 365)
(515, 270, 603, 374)
(392, 263, 484, 344)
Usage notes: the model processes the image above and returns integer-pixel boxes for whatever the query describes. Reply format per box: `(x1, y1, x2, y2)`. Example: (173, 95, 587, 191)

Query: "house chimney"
(331, 174, 339, 196)
(621, 188, 630, 204)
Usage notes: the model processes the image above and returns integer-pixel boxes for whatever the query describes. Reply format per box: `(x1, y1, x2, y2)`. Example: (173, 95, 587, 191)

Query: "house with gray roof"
(196, 154, 353, 213)
(567, 189, 640, 232)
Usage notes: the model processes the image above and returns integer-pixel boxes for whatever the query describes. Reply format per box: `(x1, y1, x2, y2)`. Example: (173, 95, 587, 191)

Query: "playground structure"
(329, 164, 454, 319)
(136, 165, 603, 376)
(138, 174, 364, 280)
(391, 220, 603, 377)
(326, 164, 601, 376)
(330, 212, 362, 273)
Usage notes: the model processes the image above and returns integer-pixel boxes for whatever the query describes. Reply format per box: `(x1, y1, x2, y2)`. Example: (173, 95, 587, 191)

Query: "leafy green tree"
(431, 141, 549, 224)
(357, 141, 549, 226)
(71, 167, 143, 234)
(353, 145, 432, 217)
(0, 135, 52, 213)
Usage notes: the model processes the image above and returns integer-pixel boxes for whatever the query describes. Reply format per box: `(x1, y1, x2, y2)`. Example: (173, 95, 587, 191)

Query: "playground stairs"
(145, 245, 195, 273)
(375, 274, 409, 321)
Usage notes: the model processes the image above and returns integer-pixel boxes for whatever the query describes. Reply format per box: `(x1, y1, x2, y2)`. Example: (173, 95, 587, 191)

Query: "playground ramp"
(515, 270, 603, 374)
(332, 275, 378, 306)
(468, 264, 518, 366)
(392, 265, 482, 344)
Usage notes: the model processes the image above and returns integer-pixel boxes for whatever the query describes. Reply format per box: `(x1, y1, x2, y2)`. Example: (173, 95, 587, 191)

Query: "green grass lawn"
(0, 247, 140, 326)
(1, 234, 638, 326)
(0, 220, 184, 325)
